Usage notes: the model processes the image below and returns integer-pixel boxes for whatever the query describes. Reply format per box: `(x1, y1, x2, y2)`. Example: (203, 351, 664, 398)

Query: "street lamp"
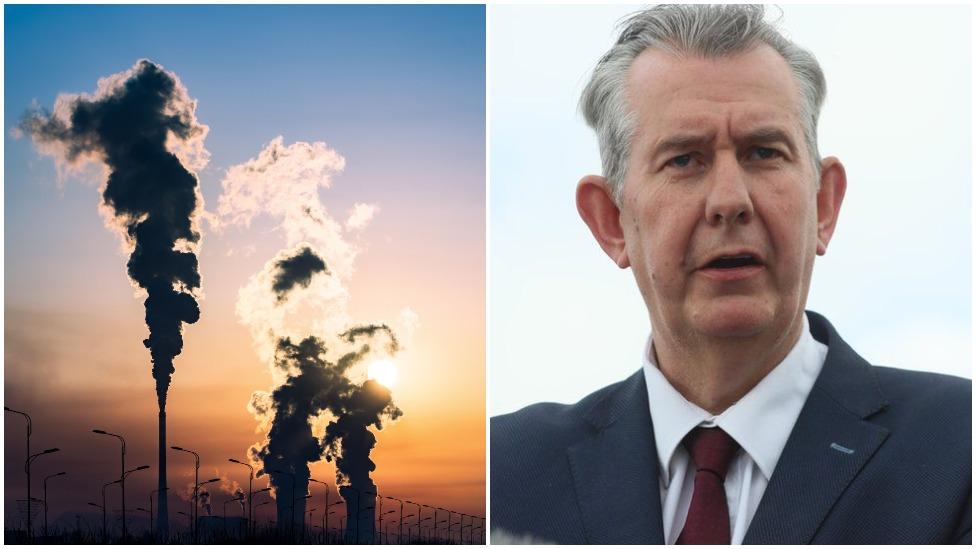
(380, 509, 396, 544)
(92, 429, 129, 539)
(405, 500, 423, 542)
(401, 513, 415, 542)
(309, 478, 330, 537)
(228, 458, 254, 536)
(419, 503, 436, 542)
(136, 506, 151, 535)
(25, 448, 59, 542)
(295, 494, 312, 542)
(326, 499, 343, 537)
(5, 406, 33, 541)
(120, 465, 150, 540)
(385, 495, 405, 544)
(101, 478, 121, 542)
(419, 516, 433, 542)
(170, 446, 200, 542)
(42, 471, 67, 539)
(223, 493, 245, 534)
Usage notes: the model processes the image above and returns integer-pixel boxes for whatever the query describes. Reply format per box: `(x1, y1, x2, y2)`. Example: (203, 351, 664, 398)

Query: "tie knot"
(683, 427, 739, 479)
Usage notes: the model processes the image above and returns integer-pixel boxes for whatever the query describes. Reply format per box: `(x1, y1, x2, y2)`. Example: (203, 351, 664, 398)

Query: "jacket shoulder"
(491, 375, 635, 455)
(873, 365, 971, 420)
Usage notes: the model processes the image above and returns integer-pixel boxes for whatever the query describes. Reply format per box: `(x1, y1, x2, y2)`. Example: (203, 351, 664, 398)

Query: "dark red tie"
(676, 427, 740, 545)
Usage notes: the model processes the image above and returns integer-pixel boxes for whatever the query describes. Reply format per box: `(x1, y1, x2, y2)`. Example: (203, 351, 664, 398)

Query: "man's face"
(617, 45, 824, 342)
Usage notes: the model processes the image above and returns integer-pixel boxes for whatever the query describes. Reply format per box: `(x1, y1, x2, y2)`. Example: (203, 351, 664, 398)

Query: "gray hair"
(579, 5, 826, 201)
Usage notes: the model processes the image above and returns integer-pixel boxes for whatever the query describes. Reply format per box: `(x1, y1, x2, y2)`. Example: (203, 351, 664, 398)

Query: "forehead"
(625, 44, 803, 140)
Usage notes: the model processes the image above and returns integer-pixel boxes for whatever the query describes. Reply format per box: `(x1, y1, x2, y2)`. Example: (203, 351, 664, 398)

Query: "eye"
(666, 153, 695, 169)
(750, 146, 782, 160)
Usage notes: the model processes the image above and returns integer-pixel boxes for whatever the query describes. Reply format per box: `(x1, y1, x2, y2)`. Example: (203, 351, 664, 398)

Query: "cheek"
(758, 182, 818, 272)
(624, 186, 697, 283)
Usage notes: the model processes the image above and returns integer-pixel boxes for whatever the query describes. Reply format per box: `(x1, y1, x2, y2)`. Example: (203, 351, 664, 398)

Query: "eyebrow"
(738, 126, 798, 155)
(650, 126, 799, 160)
(651, 133, 714, 159)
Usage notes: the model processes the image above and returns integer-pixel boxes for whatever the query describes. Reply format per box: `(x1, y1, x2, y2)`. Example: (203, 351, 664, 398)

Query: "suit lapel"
(743, 311, 890, 544)
(567, 371, 665, 544)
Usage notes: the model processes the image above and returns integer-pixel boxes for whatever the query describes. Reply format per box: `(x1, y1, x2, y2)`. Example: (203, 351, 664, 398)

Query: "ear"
(576, 175, 630, 268)
(815, 157, 847, 255)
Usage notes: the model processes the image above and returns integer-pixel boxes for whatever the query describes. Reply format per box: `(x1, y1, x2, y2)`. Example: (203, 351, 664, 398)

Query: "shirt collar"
(642, 315, 828, 487)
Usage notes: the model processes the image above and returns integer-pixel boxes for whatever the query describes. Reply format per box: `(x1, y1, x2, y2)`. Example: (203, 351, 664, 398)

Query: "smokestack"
(19, 59, 208, 539)
(341, 481, 376, 544)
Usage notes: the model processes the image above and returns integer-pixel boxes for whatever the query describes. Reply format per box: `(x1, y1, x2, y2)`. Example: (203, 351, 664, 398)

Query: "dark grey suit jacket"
(491, 311, 971, 544)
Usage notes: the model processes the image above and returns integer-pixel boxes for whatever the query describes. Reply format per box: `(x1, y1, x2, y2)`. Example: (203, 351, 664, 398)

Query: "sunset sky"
(5, 4, 485, 532)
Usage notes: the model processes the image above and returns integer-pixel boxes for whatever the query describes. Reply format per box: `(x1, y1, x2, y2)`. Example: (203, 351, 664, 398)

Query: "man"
(490, 5, 970, 544)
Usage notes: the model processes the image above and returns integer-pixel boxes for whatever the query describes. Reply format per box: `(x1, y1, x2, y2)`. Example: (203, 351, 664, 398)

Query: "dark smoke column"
(21, 59, 207, 540)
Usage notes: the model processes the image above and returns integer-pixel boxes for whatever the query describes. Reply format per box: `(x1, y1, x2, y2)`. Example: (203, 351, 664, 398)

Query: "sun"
(367, 359, 398, 389)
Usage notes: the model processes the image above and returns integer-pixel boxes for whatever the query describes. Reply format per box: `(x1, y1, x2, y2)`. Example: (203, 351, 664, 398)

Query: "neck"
(652, 314, 805, 415)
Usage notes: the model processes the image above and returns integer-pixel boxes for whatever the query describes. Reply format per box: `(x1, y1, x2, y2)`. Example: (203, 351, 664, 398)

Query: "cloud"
(345, 203, 377, 231)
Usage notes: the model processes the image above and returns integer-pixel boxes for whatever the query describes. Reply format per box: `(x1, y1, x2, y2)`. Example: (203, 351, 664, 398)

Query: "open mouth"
(703, 254, 762, 269)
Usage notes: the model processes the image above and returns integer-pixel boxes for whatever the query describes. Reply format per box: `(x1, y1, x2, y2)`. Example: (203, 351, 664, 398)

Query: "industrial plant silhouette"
(8, 59, 485, 545)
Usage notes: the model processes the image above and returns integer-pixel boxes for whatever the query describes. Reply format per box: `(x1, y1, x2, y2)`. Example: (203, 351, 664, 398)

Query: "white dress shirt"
(642, 315, 828, 544)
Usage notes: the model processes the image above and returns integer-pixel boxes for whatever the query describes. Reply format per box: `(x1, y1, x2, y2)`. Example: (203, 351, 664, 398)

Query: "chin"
(687, 296, 777, 338)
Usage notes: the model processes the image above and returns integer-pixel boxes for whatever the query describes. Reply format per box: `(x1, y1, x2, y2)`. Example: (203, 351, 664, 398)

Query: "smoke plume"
(199, 491, 212, 516)
(19, 59, 206, 407)
(271, 246, 329, 302)
(220, 137, 409, 537)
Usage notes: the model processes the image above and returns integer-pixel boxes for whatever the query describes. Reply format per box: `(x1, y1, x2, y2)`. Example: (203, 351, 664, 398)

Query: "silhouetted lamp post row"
(170, 445, 200, 542)
(43, 471, 67, 539)
(228, 458, 254, 535)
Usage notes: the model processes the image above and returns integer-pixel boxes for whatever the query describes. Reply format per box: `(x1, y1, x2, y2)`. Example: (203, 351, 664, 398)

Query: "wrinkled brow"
(651, 133, 715, 159)
(737, 126, 798, 156)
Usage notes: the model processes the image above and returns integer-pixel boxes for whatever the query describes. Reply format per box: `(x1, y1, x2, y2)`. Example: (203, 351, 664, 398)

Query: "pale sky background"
(490, 4, 972, 415)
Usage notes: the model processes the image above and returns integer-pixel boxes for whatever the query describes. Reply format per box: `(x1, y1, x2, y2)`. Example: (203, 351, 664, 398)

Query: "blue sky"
(5, 4, 486, 523)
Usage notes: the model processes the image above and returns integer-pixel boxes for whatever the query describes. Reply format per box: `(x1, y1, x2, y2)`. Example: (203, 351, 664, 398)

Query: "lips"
(703, 253, 762, 269)
(697, 250, 765, 281)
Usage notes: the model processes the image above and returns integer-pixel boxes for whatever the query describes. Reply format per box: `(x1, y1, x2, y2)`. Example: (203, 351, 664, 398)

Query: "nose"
(704, 155, 754, 226)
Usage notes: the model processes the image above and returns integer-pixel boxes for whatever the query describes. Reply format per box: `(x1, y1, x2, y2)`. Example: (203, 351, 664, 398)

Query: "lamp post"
(136, 506, 151, 536)
(326, 499, 343, 541)
(419, 517, 432, 542)
(295, 494, 312, 542)
(170, 446, 200, 541)
(92, 430, 129, 539)
(405, 500, 423, 542)
(177, 510, 190, 533)
(309, 478, 330, 539)
(385, 496, 405, 543)
(136, 506, 151, 538)
(270, 469, 296, 540)
(5, 406, 32, 541)
(306, 507, 317, 542)
(380, 509, 396, 543)
(250, 485, 271, 536)
(401, 514, 414, 542)
(458, 513, 469, 544)
(119, 465, 150, 541)
(228, 458, 254, 536)
(223, 494, 244, 533)
(87, 502, 104, 542)
(101, 478, 121, 542)
(42, 471, 66, 540)
(419, 504, 436, 542)
(24, 448, 59, 542)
